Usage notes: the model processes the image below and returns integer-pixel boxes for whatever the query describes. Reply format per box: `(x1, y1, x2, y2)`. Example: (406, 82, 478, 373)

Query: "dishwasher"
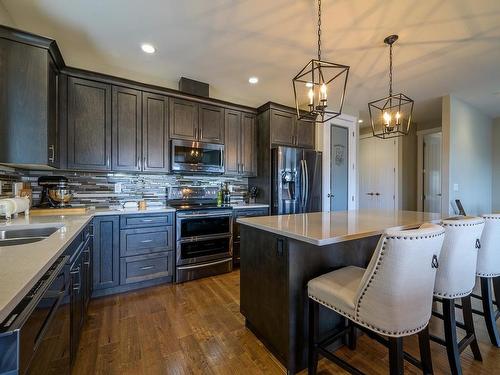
(0, 255, 70, 375)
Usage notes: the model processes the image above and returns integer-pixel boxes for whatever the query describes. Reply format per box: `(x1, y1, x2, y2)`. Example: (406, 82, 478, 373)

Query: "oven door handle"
(177, 258, 231, 270)
(177, 212, 232, 218)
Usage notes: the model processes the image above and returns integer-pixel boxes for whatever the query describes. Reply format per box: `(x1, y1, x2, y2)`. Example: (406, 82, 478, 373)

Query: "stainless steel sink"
(0, 226, 61, 247)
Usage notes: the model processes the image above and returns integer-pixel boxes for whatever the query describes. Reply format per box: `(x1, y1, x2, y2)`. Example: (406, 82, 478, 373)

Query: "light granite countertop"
(0, 214, 93, 323)
(237, 209, 442, 246)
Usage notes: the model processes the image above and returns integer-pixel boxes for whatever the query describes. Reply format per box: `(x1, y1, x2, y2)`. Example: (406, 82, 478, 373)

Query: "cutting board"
(29, 207, 88, 216)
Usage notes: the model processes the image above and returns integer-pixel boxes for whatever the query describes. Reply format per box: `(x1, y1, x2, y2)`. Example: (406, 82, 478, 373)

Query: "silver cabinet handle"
(140, 265, 154, 270)
(48, 144, 55, 163)
(141, 219, 153, 223)
(141, 239, 153, 243)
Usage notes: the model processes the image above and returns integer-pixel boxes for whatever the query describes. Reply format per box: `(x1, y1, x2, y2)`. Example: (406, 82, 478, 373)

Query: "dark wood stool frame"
(431, 295, 482, 375)
(453, 277, 500, 347)
(308, 298, 434, 375)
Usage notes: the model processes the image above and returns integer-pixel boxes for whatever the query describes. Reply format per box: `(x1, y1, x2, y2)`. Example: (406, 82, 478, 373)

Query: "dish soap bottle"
(217, 184, 223, 206)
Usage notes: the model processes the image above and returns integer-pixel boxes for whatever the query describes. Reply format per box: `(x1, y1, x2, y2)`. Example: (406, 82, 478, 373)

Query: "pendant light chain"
(317, 0, 322, 61)
(389, 42, 393, 97)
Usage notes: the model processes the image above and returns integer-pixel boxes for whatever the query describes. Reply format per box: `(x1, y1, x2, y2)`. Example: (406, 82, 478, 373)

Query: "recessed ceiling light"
(248, 77, 259, 84)
(141, 43, 156, 54)
(305, 82, 314, 88)
(358, 119, 363, 123)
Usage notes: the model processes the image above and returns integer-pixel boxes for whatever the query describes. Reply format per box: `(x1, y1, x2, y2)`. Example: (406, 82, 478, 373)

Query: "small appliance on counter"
(38, 176, 73, 208)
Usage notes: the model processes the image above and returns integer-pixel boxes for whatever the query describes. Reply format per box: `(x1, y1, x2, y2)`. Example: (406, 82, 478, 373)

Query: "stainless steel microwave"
(171, 139, 224, 174)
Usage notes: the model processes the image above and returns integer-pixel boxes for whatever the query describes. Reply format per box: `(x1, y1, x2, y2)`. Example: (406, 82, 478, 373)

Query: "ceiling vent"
(179, 77, 209, 98)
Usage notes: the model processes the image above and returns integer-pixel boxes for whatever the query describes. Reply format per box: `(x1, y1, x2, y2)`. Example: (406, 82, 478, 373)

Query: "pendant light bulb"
(320, 83, 327, 101)
(395, 111, 401, 124)
(383, 111, 391, 125)
(308, 88, 314, 104)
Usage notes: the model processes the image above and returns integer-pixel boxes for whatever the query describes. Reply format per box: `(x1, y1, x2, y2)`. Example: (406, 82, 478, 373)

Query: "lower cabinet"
(232, 208, 269, 266)
(92, 213, 174, 297)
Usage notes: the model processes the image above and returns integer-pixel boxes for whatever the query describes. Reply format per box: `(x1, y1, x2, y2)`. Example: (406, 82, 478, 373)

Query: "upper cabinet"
(67, 77, 112, 171)
(198, 104, 224, 143)
(169, 98, 198, 141)
(112, 86, 142, 171)
(142, 92, 169, 172)
(224, 110, 257, 177)
(0, 33, 61, 167)
(170, 99, 225, 144)
(269, 109, 315, 149)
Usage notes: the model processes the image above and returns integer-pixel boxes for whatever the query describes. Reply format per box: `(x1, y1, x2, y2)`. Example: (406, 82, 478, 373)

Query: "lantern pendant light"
(292, 0, 349, 123)
(368, 35, 414, 139)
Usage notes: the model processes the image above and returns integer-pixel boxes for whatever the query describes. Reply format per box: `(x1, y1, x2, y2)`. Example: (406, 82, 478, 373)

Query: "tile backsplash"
(0, 167, 249, 208)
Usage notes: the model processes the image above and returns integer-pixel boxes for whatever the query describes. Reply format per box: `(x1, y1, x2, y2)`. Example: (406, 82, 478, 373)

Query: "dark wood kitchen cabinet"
(92, 215, 119, 291)
(269, 108, 315, 149)
(169, 98, 198, 140)
(170, 98, 224, 144)
(224, 110, 257, 176)
(112, 86, 142, 171)
(142, 92, 169, 172)
(67, 77, 112, 170)
(198, 104, 224, 143)
(0, 31, 61, 167)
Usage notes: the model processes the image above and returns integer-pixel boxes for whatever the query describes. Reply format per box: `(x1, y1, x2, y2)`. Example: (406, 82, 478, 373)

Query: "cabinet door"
(142, 92, 169, 172)
(92, 216, 119, 290)
(112, 86, 142, 171)
(241, 113, 257, 176)
(270, 109, 295, 146)
(67, 77, 111, 170)
(169, 98, 198, 141)
(47, 58, 59, 168)
(295, 118, 315, 149)
(224, 109, 241, 175)
(199, 104, 224, 143)
(70, 250, 84, 363)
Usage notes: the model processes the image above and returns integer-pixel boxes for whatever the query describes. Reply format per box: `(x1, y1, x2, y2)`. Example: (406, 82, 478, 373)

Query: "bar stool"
(432, 216, 485, 375)
(308, 224, 445, 375)
(476, 214, 500, 346)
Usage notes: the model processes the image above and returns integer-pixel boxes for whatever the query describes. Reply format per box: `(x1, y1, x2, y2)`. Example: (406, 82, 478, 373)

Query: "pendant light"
(292, 0, 349, 123)
(368, 35, 414, 139)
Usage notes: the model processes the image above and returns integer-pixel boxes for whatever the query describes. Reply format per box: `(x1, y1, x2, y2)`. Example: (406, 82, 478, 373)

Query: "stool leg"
(443, 298, 462, 375)
(308, 299, 319, 375)
(461, 295, 482, 361)
(418, 326, 434, 375)
(480, 277, 500, 347)
(348, 321, 357, 350)
(493, 276, 500, 310)
(389, 337, 404, 375)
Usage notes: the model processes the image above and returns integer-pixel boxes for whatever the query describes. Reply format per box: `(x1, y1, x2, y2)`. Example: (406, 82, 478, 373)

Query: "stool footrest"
(317, 347, 365, 375)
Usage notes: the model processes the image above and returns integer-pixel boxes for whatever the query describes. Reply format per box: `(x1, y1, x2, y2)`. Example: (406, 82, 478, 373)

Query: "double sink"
(0, 225, 62, 247)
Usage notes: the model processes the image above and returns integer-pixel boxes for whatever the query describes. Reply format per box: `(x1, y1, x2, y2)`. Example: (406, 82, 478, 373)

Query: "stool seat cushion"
(308, 266, 365, 319)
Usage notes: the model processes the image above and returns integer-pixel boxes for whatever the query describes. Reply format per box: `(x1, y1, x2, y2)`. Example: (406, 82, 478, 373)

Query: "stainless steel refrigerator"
(271, 146, 322, 215)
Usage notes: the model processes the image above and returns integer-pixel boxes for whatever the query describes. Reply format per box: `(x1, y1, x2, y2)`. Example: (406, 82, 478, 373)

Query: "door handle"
(327, 193, 334, 198)
(48, 144, 55, 163)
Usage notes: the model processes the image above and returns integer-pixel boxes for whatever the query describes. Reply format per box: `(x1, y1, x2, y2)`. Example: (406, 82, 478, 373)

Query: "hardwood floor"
(73, 271, 500, 374)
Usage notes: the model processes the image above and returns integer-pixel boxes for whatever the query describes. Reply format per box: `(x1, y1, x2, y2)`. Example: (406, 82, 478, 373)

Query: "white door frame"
(319, 114, 358, 211)
(359, 132, 400, 210)
(416, 127, 442, 211)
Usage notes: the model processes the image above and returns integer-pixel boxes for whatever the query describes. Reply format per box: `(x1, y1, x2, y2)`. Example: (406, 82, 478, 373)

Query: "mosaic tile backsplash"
(0, 167, 249, 208)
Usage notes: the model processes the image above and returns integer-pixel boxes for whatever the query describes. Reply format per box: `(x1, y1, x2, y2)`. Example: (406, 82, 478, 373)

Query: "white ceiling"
(1, 0, 500, 121)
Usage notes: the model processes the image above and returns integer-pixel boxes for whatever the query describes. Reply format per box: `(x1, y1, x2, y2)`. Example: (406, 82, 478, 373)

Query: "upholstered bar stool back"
(355, 225, 445, 336)
(477, 214, 500, 277)
(434, 217, 485, 298)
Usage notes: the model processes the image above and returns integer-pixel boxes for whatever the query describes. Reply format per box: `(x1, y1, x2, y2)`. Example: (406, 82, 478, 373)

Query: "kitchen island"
(238, 210, 441, 374)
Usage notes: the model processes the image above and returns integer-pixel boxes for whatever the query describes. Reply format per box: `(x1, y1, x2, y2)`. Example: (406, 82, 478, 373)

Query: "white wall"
(442, 95, 493, 216)
(492, 117, 500, 211)
(0, 3, 15, 27)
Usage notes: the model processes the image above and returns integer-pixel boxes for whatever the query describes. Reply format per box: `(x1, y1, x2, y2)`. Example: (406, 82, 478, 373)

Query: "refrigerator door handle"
(304, 159, 309, 208)
(300, 160, 305, 208)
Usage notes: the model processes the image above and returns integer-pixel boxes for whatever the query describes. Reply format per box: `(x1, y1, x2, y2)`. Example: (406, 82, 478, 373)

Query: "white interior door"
(359, 136, 396, 210)
(423, 132, 442, 213)
(330, 125, 349, 211)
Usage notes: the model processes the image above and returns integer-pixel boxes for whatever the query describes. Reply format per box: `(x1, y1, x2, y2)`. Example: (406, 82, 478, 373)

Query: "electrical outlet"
(114, 182, 122, 194)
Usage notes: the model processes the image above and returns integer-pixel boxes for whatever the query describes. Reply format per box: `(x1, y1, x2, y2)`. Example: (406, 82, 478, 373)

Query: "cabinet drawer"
(120, 252, 173, 285)
(120, 227, 173, 257)
(120, 213, 173, 229)
(234, 208, 269, 218)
